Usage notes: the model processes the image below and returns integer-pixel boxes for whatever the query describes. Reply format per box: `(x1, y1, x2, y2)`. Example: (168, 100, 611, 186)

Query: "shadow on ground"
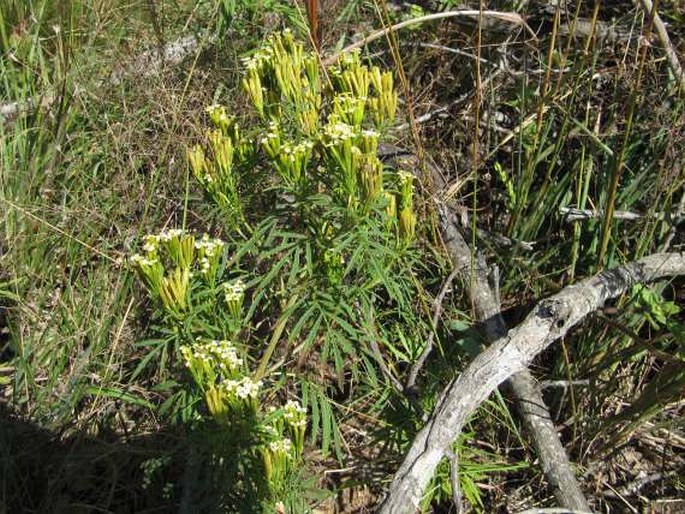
(0, 402, 186, 513)
(0, 402, 270, 513)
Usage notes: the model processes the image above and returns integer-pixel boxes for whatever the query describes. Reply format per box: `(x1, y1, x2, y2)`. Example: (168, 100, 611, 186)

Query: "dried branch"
(560, 207, 684, 224)
(447, 449, 463, 513)
(505, 372, 590, 511)
(405, 266, 461, 391)
(109, 34, 208, 85)
(323, 10, 535, 66)
(661, 189, 685, 252)
(601, 470, 679, 499)
(379, 250, 685, 513)
(540, 380, 590, 389)
(0, 94, 55, 124)
(560, 207, 642, 221)
(434, 206, 590, 511)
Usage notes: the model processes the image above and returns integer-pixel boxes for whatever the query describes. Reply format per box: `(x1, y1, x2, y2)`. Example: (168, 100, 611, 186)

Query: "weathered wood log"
(380, 250, 685, 513)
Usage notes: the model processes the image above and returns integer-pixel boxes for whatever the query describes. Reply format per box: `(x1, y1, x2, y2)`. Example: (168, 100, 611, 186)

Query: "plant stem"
(254, 294, 299, 380)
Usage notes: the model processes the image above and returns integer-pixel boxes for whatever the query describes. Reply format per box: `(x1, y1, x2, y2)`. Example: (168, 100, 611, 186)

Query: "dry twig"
(323, 10, 536, 66)
(405, 266, 461, 391)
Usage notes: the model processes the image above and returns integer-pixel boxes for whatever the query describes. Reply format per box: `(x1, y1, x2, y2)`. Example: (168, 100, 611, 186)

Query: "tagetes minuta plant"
(189, 30, 416, 244)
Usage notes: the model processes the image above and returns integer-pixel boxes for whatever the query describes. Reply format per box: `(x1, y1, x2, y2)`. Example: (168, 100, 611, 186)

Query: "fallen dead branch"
(379, 250, 685, 513)
(560, 207, 685, 224)
(323, 10, 536, 66)
(600, 470, 680, 499)
(432, 206, 590, 512)
(383, 145, 588, 510)
(109, 34, 210, 85)
(560, 207, 642, 221)
(0, 94, 55, 124)
(540, 379, 590, 389)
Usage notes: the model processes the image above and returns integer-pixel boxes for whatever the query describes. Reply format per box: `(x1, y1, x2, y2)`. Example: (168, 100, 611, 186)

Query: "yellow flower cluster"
(187, 105, 250, 224)
(242, 29, 321, 133)
(397, 170, 416, 241)
(181, 336, 260, 421)
(236, 31, 406, 224)
(130, 230, 225, 318)
(330, 49, 398, 130)
(222, 279, 246, 320)
(180, 334, 309, 487)
(187, 30, 417, 298)
(262, 399, 308, 484)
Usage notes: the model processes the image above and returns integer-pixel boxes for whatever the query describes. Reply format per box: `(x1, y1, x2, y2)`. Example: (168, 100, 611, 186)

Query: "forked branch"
(379, 251, 685, 513)
(434, 207, 589, 511)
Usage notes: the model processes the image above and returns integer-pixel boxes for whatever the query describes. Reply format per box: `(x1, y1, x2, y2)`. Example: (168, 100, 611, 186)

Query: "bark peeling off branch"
(379, 251, 685, 513)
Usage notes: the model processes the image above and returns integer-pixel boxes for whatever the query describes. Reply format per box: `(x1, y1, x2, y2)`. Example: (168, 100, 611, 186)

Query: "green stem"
(597, 0, 654, 267)
(254, 294, 299, 380)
